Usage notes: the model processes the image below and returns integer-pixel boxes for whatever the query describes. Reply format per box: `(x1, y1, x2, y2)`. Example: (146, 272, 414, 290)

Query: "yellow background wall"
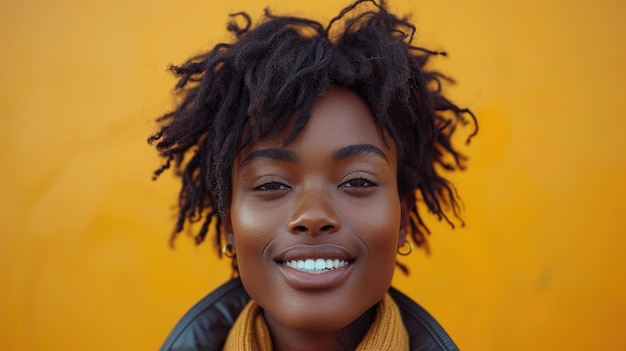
(1, 0, 625, 349)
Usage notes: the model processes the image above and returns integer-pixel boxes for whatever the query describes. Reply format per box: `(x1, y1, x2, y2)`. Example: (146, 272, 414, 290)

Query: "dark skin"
(224, 86, 412, 350)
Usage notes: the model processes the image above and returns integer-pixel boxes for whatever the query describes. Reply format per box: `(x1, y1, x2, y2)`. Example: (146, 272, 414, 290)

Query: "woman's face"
(225, 86, 408, 333)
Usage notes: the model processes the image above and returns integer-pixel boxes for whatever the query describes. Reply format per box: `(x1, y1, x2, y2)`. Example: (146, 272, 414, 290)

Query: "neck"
(264, 305, 377, 351)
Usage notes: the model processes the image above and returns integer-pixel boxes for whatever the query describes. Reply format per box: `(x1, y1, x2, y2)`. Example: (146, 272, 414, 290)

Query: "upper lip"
(274, 244, 355, 262)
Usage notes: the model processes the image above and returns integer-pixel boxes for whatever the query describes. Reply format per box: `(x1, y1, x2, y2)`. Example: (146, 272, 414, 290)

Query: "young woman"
(149, 1, 477, 350)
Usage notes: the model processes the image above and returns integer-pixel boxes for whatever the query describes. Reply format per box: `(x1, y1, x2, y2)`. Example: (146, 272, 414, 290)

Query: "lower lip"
(277, 263, 352, 290)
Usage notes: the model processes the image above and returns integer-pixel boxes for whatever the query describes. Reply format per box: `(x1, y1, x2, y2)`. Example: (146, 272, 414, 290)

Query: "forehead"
(238, 86, 395, 159)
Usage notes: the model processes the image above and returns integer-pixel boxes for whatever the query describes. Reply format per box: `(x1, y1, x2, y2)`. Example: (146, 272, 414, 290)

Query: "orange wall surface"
(1, 0, 625, 350)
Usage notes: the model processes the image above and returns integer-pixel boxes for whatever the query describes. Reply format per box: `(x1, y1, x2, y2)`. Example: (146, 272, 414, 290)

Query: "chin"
(272, 309, 355, 333)
(263, 291, 377, 333)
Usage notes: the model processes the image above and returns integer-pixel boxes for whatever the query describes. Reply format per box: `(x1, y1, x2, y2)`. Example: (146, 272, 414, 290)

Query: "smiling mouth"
(282, 258, 351, 274)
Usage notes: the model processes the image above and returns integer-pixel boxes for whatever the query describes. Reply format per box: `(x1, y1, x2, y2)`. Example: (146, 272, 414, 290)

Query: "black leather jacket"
(160, 279, 459, 351)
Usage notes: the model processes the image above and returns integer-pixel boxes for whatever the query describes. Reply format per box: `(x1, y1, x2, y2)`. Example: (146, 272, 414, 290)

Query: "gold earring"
(222, 244, 236, 258)
(397, 240, 413, 256)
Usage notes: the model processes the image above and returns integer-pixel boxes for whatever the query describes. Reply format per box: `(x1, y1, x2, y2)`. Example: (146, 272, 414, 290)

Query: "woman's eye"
(341, 178, 377, 188)
(254, 182, 290, 191)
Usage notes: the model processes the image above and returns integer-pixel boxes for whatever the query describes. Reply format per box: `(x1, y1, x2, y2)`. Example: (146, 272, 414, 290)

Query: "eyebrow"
(332, 144, 389, 163)
(241, 148, 298, 167)
(240, 144, 389, 167)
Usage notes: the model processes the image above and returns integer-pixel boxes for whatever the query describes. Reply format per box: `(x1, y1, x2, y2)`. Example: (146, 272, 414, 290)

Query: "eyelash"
(340, 177, 378, 188)
(253, 181, 291, 191)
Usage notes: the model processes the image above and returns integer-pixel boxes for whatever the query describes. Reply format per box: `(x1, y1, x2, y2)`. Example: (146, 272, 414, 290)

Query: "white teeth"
(283, 258, 349, 274)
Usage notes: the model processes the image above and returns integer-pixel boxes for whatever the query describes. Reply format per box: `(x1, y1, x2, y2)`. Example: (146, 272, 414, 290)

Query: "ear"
(222, 212, 236, 248)
(398, 192, 414, 247)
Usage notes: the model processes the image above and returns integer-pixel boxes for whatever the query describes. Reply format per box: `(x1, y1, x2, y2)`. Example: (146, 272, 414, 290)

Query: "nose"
(288, 188, 340, 235)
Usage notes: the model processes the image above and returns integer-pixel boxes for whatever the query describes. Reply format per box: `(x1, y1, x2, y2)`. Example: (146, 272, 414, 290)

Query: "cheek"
(230, 208, 268, 301)
(230, 187, 285, 243)
(229, 197, 287, 278)
(349, 192, 402, 269)
(356, 194, 402, 244)
(231, 205, 270, 257)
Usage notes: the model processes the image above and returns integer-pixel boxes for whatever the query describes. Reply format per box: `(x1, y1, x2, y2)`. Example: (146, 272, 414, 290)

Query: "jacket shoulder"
(159, 279, 250, 351)
(389, 287, 460, 351)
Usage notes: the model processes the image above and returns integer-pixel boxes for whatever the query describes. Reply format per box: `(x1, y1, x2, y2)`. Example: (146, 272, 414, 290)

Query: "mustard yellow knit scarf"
(223, 293, 409, 350)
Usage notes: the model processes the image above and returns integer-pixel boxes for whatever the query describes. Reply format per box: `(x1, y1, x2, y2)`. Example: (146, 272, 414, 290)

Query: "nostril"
(292, 224, 336, 234)
(320, 225, 335, 232)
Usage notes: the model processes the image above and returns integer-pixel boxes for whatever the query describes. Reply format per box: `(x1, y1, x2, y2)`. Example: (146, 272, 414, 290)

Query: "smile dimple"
(283, 258, 349, 274)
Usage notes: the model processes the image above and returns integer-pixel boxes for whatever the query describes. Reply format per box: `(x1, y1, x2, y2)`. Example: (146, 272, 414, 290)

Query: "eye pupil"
(351, 179, 367, 187)
(263, 182, 282, 190)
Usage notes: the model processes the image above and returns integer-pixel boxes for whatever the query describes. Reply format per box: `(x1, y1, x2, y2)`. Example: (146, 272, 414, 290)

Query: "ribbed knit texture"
(222, 301, 270, 350)
(222, 293, 409, 350)
(356, 294, 410, 350)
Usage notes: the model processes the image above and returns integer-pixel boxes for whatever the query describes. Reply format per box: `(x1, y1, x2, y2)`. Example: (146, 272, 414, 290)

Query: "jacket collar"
(160, 278, 459, 351)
